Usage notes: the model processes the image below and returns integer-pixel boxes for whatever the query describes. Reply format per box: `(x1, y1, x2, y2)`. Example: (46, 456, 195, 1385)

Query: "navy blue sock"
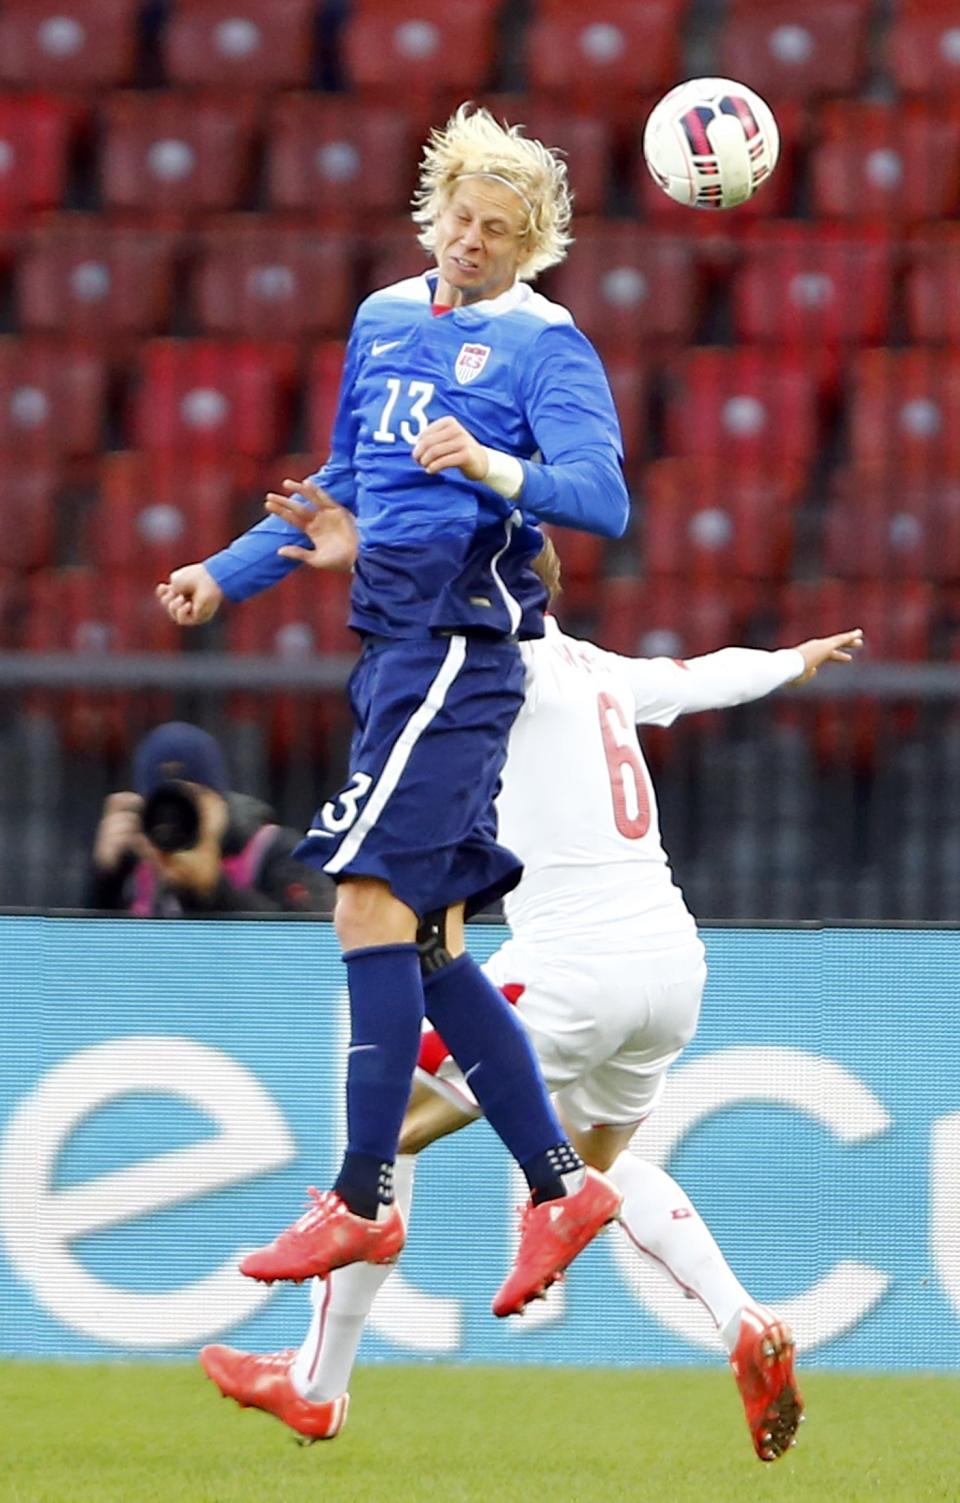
(422, 953, 581, 1202)
(333, 943, 424, 1219)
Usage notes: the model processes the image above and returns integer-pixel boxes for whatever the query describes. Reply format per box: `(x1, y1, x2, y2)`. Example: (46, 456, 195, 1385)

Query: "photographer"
(87, 721, 335, 915)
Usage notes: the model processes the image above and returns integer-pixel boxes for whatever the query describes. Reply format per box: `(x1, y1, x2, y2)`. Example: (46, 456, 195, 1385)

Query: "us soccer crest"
(454, 342, 491, 385)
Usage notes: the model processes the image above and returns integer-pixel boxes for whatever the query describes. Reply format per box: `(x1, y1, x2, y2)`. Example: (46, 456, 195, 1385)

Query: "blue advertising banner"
(1, 917, 957, 1370)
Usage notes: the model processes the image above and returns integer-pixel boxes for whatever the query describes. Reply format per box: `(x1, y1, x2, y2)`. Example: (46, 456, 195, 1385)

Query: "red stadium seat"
(100, 93, 259, 216)
(0, 94, 76, 229)
(15, 218, 179, 340)
(85, 452, 239, 584)
(823, 469, 960, 585)
(526, 4, 683, 115)
(267, 96, 417, 221)
(133, 339, 298, 461)
(477, 96, 614, 217)
(362, 218, 432, 298)
(543, 224, 702, 352)
(163, 0, 315, 90)
(226, 565, 355, 758)
(811, 101, 960, 223)
(642, 457, 804, 581)
(905, 226, 960, 343)
(341, 4, 497, 109)
(776, 577, 934, 765)
(0, 0, 138, 88)
(597, 573, 759, 659)
(305, 342, 347, 459)
(0, 338, 106, 458)
(0, 466, 59, 570)
(0, 567, 23, 647)
(717, 1, 870, 102)
(191, 221, 355, 340)
(663, 348, 822, 472)
(603, 352, 650, 480)
(847, 349, 960, 475)
(887, 4, 960, 99)
(731, 222, 895, 347)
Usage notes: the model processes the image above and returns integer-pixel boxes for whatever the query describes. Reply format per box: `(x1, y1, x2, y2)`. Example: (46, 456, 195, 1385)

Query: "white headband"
(457, 172, 533, 219)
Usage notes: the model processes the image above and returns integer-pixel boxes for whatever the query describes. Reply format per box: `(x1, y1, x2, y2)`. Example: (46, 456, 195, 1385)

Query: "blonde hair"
(412, 103, 573, 281)
(533, 534, 563, 605)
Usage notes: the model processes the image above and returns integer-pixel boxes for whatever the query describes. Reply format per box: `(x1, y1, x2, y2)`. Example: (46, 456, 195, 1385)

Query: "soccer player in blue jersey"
(157, 104, 630, 1315)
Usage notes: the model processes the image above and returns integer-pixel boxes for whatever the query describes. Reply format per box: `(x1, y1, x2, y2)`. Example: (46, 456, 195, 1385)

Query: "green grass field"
(3, 1361, 959, 1503)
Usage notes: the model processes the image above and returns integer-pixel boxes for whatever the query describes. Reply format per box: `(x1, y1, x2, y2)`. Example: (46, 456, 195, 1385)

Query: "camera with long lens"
(141, 780, 202, 853)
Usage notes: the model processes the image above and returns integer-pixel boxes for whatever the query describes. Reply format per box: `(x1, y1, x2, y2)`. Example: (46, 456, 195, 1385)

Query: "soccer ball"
(642, 77, 780, 210)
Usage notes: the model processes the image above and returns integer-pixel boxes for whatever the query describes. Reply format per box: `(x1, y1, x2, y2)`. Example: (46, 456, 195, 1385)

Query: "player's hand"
(789, 628, 864, 685)
(412, 416, 489, 481)
(148, 787, 229, 897)
(92, 791, 147, 872)
(156, 563, 224, 626)
(265, 477, 358, 573)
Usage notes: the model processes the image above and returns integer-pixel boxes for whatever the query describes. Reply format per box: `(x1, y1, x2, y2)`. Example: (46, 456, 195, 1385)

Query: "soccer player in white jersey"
(200, 514, 862, 1462)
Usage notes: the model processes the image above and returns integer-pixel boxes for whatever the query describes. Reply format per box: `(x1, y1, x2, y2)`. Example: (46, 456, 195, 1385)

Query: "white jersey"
(496, 618, 804, 954)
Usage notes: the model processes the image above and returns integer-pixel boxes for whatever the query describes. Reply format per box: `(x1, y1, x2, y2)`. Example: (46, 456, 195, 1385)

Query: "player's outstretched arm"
(264, 477, 359, 573)
(789, 629, 864, 685)
(156, 564, 224, 626)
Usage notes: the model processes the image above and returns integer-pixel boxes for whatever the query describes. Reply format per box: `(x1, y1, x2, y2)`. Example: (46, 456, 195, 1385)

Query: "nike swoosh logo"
(372, 339, 402, 356)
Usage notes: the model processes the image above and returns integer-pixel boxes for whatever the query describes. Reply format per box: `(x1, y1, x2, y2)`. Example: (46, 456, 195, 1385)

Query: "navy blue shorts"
(294, 633, 526, 919)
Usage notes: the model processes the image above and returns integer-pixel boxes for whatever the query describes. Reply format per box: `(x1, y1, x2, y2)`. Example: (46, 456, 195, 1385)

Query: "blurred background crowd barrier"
(1, 0, 959, 919)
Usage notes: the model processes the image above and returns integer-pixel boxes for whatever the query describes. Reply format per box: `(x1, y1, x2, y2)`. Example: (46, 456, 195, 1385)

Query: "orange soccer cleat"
(239, 1189, 405, 1284)
(729, 1305, 804, 1462)
(491, 1166, 622, 1317)
(199, 1345, 349, 1441)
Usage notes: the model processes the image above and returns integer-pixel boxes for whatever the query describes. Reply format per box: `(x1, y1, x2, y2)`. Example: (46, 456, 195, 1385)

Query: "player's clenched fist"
(156, 563, 224, 626)
(412, 416, 489, 481)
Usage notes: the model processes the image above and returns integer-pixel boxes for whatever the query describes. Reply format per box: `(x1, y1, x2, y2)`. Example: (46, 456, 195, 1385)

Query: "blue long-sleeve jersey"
(205, 270, 630, 641)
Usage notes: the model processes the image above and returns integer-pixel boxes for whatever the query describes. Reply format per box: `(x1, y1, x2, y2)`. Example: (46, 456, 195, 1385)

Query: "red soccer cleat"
(729, 1305, 804, 1462)
(239, 1188, 405, 1284)
(199, 1344, 348, 1442)
(491, 1166, 622, 1317)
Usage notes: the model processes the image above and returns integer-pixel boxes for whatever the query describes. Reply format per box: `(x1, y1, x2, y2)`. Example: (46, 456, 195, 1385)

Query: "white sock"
(291, 1155, 416, 1402)
(608, 1152, 752, 1350)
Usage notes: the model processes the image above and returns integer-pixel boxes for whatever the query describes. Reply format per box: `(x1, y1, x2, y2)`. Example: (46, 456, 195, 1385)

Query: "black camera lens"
(141, 781, 201, 853)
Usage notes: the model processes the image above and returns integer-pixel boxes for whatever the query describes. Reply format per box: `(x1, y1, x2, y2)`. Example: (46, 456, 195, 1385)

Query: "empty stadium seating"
(905, 226, 960, 344)
(642, 457, 805, 581)
(340, 3, 498, 114)
(304, 343, 347, 458)
(132, 339, 299, 461)
(525, 3, 684, 117)
(267, 95, 417, 220)
(85, 452, 240, 584)
(0, 93, 76, 229)
(717, 1, 871, 102)
(663, 348, 823, 471)
(731, 222, 895, 347)
(190, 221, 355, 339)
(0, 0, 139, 89)
(823, 469, 960, 584)
(846, 349, 960, 474)
(162, 0, 316, 90)
(0, 466, 59, 571)
(887, 2, 960, 99)
(99, 93, 259, 216)
(477, 96, 615, 217)
(544, 224, 702, 351)
(810, 101, 960, 223)
(0, 338, 106, 458)
(15, 218, 179, 340)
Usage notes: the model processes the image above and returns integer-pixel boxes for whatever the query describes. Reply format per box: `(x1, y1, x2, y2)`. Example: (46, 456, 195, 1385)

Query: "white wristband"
(481, 446, 524, 500)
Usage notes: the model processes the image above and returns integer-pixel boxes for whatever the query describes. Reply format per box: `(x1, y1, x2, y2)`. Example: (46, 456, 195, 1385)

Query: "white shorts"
(420, 937, 706, 1135)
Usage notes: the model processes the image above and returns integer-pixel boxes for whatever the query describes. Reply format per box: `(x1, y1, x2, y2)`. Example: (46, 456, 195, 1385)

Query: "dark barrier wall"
(1, 917, 957, 1369)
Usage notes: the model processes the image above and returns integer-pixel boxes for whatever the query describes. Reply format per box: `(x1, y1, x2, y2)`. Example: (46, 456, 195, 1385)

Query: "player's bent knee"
(334, 877, 418, 950)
